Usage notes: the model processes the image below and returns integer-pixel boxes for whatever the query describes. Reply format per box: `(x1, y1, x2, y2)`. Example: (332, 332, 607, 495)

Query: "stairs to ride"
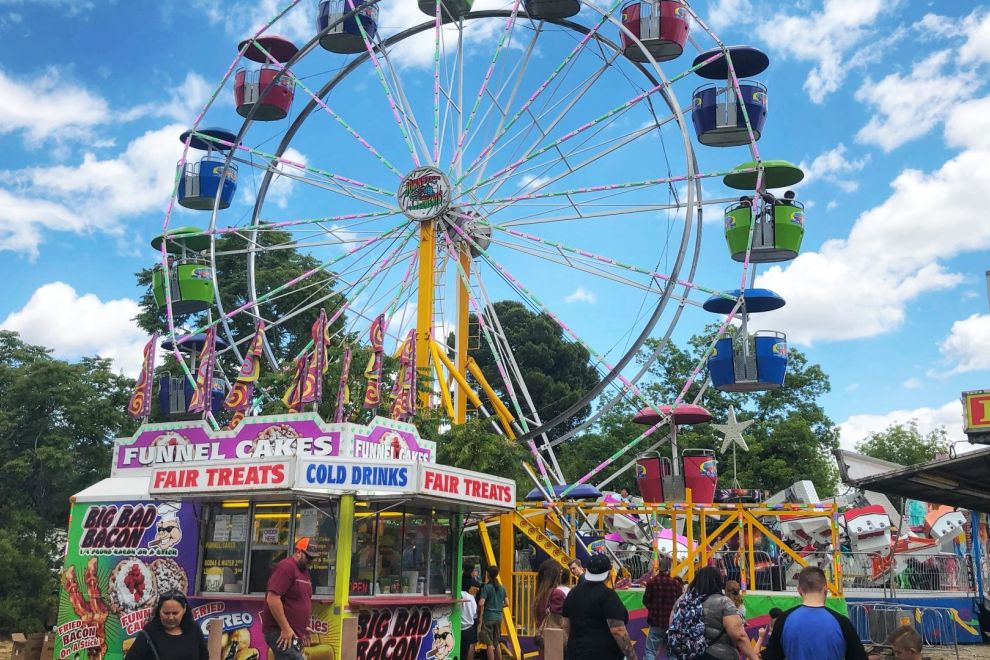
(513, 510, 572, 571)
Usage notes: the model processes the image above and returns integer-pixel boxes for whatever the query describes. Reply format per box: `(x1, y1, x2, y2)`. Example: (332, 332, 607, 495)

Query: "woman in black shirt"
(125, 591, 208, 660)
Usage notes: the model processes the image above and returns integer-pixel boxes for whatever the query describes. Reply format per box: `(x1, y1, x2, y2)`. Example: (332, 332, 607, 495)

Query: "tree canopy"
(468, 300, 601, 439)
(855, 421, 950, 467)
(0, 331, 136, 633)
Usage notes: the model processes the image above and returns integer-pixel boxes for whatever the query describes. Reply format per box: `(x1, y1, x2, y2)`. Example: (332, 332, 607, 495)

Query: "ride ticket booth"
(54, 414, 515, 660)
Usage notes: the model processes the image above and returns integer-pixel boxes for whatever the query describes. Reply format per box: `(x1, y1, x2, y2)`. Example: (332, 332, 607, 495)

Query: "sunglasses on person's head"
(161, 590, 187, 604)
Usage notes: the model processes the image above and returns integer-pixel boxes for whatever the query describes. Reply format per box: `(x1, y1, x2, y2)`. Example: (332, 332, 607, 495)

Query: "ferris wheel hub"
(398, 166, 452, 223)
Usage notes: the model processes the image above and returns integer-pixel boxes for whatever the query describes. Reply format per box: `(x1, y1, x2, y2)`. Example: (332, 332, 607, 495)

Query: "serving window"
(349, 506, 453, 597)
(199, 499, 338, 596)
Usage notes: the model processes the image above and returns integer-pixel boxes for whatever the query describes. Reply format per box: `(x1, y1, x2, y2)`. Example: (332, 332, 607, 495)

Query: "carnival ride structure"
(127, 0, 903, 654)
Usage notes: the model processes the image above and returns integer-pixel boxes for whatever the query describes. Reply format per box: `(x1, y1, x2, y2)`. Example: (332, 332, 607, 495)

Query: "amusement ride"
(138, 0, 972, 652)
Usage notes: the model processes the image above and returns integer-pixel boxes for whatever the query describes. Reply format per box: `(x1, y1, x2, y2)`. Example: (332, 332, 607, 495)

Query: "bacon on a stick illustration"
(62, 560, 110, 660)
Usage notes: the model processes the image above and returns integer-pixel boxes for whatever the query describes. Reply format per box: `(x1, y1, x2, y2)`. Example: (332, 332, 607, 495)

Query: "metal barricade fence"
(841, 552, 974, 593)
(847, 602, 960, 660)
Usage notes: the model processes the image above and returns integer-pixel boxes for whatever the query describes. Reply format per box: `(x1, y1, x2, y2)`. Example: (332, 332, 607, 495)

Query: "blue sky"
(1, 0, 989, 455)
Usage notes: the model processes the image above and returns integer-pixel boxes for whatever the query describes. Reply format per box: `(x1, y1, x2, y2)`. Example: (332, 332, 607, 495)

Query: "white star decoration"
(713, 406, 754, 454)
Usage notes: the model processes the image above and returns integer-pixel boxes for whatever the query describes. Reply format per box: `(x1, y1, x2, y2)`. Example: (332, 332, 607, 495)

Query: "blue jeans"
(264, 631, 305, 660)
(644, 626, 667, 660)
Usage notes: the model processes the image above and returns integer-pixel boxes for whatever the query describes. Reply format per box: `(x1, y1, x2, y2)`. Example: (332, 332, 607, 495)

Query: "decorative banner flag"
(187, 327, 218, 414)
(362, 314, 386, 410)
(224, 321, 266, 415)
(389, 329, 417, 421)
(300, 310, 330, 405)
(281, 354, 307, 413)
(127, 333, 159, 420)
(334, 346, 352, 423)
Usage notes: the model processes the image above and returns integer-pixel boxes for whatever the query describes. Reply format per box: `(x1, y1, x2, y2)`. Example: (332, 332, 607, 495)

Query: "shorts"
(264, 631, 305, 660)
(461, 625, 478, 646)
(478, 620, 501, 646)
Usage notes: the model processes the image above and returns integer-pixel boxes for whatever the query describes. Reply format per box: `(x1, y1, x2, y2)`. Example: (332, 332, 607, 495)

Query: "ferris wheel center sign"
(398, 166, 451, 221)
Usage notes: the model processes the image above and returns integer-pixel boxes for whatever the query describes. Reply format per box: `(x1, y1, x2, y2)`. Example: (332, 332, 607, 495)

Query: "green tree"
(855, 421, 950, 467)
(0, 331, 136, 632)
(559, 328, 840, 496)
(468, 301, 600, 439)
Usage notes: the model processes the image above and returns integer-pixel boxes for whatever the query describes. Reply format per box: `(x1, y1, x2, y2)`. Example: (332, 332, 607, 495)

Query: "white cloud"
(0, 67, 109, 143)
(826, 200, 838, 211)
(121, 72, 214, 123)
(959, 8, 990, 65)
(757, 138, 990, 344)
(902, 377, 921, 389)
(757, 0, 893, 103)
(0, 282, 148, 376)
(704, 0, 754, 32)
(837, 400, 966, 452)
(192, 0, 313, 46)
(799, 144, 869, 193)
(1, 123, 186, 256)
(855, 50, 978, 152)
(944, 95, 990, 151)
(936, 313, 990, 375)
(267, 147, 309, 209)
(565, 286, 597, 304)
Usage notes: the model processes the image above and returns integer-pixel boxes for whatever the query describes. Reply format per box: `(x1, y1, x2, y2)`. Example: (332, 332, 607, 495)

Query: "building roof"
(834, 447, 990, 512)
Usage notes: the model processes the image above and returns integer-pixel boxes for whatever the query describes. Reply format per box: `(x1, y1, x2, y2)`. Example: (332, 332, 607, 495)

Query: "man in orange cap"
(263, 537, 319, 660)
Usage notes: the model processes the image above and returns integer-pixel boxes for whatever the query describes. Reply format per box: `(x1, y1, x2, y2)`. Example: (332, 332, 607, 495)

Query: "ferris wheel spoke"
(455, 23, 541, 176)
(432, 0, 442, 164)
(343, 0, 423, 167)
(465, 50, 622, 197)
(455, 0, 624, 189)
(380, 47, 433, 165)
(490, 224, 731, 300)
(448, 0, 524, 173)
(245, 38, 404, 179)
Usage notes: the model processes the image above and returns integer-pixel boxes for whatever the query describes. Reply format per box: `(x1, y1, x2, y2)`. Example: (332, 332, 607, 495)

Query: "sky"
(1, 0, 989, 458)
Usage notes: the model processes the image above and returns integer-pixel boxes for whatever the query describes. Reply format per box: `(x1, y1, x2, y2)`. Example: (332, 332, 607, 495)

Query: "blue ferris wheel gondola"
(702, 288, 785, 314)
(177, 128, 239, 211)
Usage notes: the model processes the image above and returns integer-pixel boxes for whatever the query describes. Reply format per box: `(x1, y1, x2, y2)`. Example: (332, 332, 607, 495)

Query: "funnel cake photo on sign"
(107, 558, 158, 613)
(151, 558, 188, 595)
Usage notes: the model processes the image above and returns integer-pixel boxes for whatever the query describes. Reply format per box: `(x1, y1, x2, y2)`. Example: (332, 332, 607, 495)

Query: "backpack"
(665, 591, 713, 660)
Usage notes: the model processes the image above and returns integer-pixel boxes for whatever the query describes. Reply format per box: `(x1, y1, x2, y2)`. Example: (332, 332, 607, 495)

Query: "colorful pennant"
(389, 329, 417, 421)
(224, 321, 266, 415)
(300, 310, 330, 405)
(127, 333, 158, 420)
(334, 346, 352, 423)
(362, 314, 386, 410)
(187, 327, 217, 415)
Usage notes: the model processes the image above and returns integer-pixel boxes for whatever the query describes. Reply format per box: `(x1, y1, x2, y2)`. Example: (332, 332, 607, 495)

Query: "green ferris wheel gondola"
(723, 159, 804, 190)
(150, 227, 215, 315)
(724, 196, 806, 263)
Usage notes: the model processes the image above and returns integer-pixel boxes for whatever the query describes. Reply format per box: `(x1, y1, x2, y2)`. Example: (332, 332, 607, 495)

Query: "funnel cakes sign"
(112, 414, 436, 474)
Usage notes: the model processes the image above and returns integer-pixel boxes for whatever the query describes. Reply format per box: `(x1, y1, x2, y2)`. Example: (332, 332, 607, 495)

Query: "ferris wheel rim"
(169, 2, 724, 442)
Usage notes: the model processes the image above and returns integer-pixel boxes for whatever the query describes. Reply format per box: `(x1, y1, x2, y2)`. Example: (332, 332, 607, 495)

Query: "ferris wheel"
(150, 0, 808, 493)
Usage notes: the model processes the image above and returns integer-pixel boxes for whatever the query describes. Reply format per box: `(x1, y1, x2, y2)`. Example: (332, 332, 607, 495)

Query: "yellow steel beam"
(432, 339, 485, 410)
(416, 221, 436, 409)
(455, 247, 471, 425)
(466, 357, 516, 439)
(429, 342, 456, 419)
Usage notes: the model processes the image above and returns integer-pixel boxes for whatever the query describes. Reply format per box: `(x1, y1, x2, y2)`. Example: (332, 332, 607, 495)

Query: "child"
(890, 626, 922, 660)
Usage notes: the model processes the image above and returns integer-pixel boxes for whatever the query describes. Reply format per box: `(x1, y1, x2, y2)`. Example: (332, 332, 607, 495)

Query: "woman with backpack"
(665, 567, 760, 660)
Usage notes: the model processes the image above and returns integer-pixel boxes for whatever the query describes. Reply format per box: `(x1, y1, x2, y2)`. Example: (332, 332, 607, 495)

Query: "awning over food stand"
(834, 447, 990, 512)
(73, 477, 152, 502)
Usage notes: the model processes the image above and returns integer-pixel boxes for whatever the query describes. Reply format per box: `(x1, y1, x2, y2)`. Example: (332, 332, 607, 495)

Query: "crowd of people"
(123, 535, 923, 660)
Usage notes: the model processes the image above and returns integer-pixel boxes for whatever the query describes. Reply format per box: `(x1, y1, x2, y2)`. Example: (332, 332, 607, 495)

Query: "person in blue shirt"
(762, 566, 867, 660)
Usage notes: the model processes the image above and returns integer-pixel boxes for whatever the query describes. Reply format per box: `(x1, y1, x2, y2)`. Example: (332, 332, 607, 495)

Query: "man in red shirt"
(642, 555, 682, 660)
(263, 537, 318, 660)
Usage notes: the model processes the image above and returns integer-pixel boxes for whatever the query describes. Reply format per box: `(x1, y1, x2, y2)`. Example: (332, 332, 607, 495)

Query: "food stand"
(55, 413, 515, 660)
